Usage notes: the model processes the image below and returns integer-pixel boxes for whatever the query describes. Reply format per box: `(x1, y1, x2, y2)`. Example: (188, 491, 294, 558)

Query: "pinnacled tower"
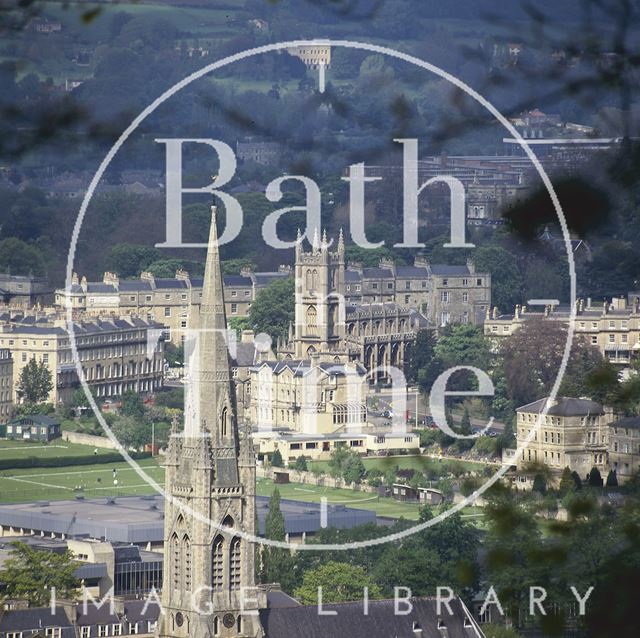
(293, 227, 346, 359)
(158, 207, 264, 638)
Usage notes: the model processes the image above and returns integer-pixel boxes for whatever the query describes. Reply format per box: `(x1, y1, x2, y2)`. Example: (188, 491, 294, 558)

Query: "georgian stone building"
(485, 296, 640, 365)
(55, 267, 292, 345)
(515, 397, 612, 479)
(0, 315, 164, 406)
(608, 416, 640, 481)
(343, 256, 491, 327)
(0, 347, 12, 421)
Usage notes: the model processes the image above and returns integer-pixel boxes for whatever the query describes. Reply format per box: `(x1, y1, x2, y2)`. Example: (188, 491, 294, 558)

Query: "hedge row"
(0, 451, 152, 470)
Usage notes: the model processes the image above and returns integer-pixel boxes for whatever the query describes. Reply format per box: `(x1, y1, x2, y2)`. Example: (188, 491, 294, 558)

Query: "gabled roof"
(224, 275, 253, 287)
(517, 397, 604, 416)
(430, 265, 471, 276)
(396, 265, 429, 278)
(611, 415, 640, 430)
(259, 596, 479, 638)
(362, 267, 394, 279)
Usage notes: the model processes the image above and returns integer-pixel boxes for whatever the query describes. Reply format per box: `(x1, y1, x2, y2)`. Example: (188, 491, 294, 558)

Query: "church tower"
(158, 207, 264, 638)
(293, 228, 346, 359)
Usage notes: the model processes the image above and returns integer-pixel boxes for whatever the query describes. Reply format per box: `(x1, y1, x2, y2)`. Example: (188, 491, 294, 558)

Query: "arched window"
(307, 306, 317, 335)
(312, 269, 318, 289)
(212, 536, 224, 591)
(171, 534, 180, 590)
(221, 407, 227, 438)
(182, 535, 191, 592)
(230, 537, 241, 590)
(213, 617, 219, 636)
(306, 269, 313, 290)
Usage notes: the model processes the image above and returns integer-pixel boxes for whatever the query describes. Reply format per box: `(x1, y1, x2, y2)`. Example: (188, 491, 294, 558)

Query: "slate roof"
(224, 275, 253, 287)
(517, 397, 605, 417)
(7, 414, 59, 427)
(153, 278, 188, 289)
(0, 607, 76, 637)
(611, 415, 640, 429)
(430, 265, 471, 275)
(345, 270, 362, 282)
(259, 596, 480, 638)
(85, 283, 117, 293)
(396, 265, 429, 278)
(362, 267, 394, 279)
(118, 280, 153, 292)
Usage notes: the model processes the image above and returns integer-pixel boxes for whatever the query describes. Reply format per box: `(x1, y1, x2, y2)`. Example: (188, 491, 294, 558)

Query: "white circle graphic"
(65, 39, 576, 551)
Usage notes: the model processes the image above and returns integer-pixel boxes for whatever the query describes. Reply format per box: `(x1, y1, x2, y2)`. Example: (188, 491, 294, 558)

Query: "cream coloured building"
(286, 44, 331, 68)
(250, 358, 368, 434)
(0, 316, 165, 406)
(516, 397, 612, 479)
(0, 348, 13, 421)
(485, 297, 640, 365)
(608, 416, 640, 482)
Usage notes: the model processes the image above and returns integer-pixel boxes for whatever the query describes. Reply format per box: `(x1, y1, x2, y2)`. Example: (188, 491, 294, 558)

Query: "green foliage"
(271, 449, 284, 468)
(606, 469, 618, 487)
(106, 243, 161, 277)
(0, 450, 150, 471)
(259, 488, 296, 592)
(0, 541, 79, 606)
(155, 388, 184, 410)
(294, 561, 382, 605)
(472, 246, 524, 312)
(292, 456, 308, 471)
(17, 358, 53, 404)
(588, 466, 603, 487)
(532, 473, 547, 495)
(120, 391, 145, 419)
(145, 258, 203, 278)
(248, 277, 294, 342)
(164, 342, 184, 368)
(559, 467, 575, 495)
(0, 237, 45, 275)
(221, 258, 255, 275)
(328, 447, 366, 484)
(570, 470, 583, 490)
(406, 329, 442, 389)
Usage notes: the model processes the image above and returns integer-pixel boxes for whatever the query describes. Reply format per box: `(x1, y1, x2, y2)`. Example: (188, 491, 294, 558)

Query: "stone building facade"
(485, 296, 640, 365)
(0, 348, 12, 421)
(608, 416, 640, 482)
(55, 267, 291, 345)
(0, 316, 164, 406)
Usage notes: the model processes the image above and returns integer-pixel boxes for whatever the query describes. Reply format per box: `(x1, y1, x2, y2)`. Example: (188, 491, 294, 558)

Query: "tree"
(0, 237, 45, 275)
(17, 358, 53, 404)
(259, 488, 295, 591)
(292, 456, 308, 471)
(248, 277, 294, 343)
(406, 329, 442, 389)
(559, 466, 575, 495)
(342, 453, 366, 484)
(0, 541, 79, 606)
(472, 246, 524, 312)
(606, 469, 618, 487)
(110, 415, 150, 450)
(499, 318, 603, 407)
(271, 449, 284, 468)
(570, 470, 583, 490)
(106, 243, 161, 277)
(120, 391, 145, 419)
(532, 473, 547, 495)
(588, 466, 604, 487)
(434, 324, 493, 373)
(294, 561, 382, 605)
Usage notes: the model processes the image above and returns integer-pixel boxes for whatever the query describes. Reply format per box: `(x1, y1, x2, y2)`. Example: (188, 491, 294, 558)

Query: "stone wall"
(256, 465, 379, 494)
(62, 430, 119, 450)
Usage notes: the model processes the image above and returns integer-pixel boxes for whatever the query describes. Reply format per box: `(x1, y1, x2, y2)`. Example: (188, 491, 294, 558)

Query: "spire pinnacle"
(312, 227, 320, 253)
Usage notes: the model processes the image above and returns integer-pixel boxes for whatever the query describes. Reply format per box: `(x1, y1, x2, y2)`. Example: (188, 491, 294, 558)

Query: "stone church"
(157, 208, 483, 638)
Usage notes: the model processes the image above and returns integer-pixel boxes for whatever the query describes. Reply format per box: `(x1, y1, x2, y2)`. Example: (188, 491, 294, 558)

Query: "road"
(368, 388, 505, 434)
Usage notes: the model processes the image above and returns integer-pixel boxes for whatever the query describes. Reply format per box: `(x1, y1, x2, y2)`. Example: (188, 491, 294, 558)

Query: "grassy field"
(0, 457, 162, 503)
(256, 477, 423, 520)
(309, 454, 494, 476)
(0, 439, 120, 459)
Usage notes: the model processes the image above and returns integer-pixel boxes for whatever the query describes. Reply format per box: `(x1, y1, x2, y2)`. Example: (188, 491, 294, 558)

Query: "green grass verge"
(0, 439, 118, 459)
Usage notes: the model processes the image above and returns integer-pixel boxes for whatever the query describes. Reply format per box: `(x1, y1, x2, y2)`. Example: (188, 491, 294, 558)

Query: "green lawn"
(257, 477, 423, 520)
(0, 439, 118, 459)
(309, 454, 493, 477)
(0, 458, 162, 503)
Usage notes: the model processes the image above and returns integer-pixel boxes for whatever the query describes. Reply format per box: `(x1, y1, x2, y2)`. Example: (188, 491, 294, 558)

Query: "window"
(387, 282, 393, 289)
(164, 294, 171, 300)
(146, 295, 152, 302)
(462, 278, 468, 286)
(462, 292, 468, 302)
(441, 291, 449, 302)
(405, 281, 411, 290)
(164, 307, 171, 317)
(244, 290, 250, 297)
(230, 537, 241, 590)
(22, 353, 27, 362)
(147, 622, 157, 633)
(231, 290, 237, 297)
(212, 536, 224, 590)
(45, 630, 61, 638)
(372, 283, 378, 290)
(181, 293, 187, 300)
(591, 336, 598, 344)
(97, 626, 108, 637)
(609, 320, 615, 328)
(81, 628, 91, 638)
(405, 295, 410, 304)
(476, 278, 483, 286)
(128, 623, 138, 635)
(442, 279, 448, 286)
(112, 625, 122, 636)
(609, 334, 615, 343)
(231, 303, 238, 314)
